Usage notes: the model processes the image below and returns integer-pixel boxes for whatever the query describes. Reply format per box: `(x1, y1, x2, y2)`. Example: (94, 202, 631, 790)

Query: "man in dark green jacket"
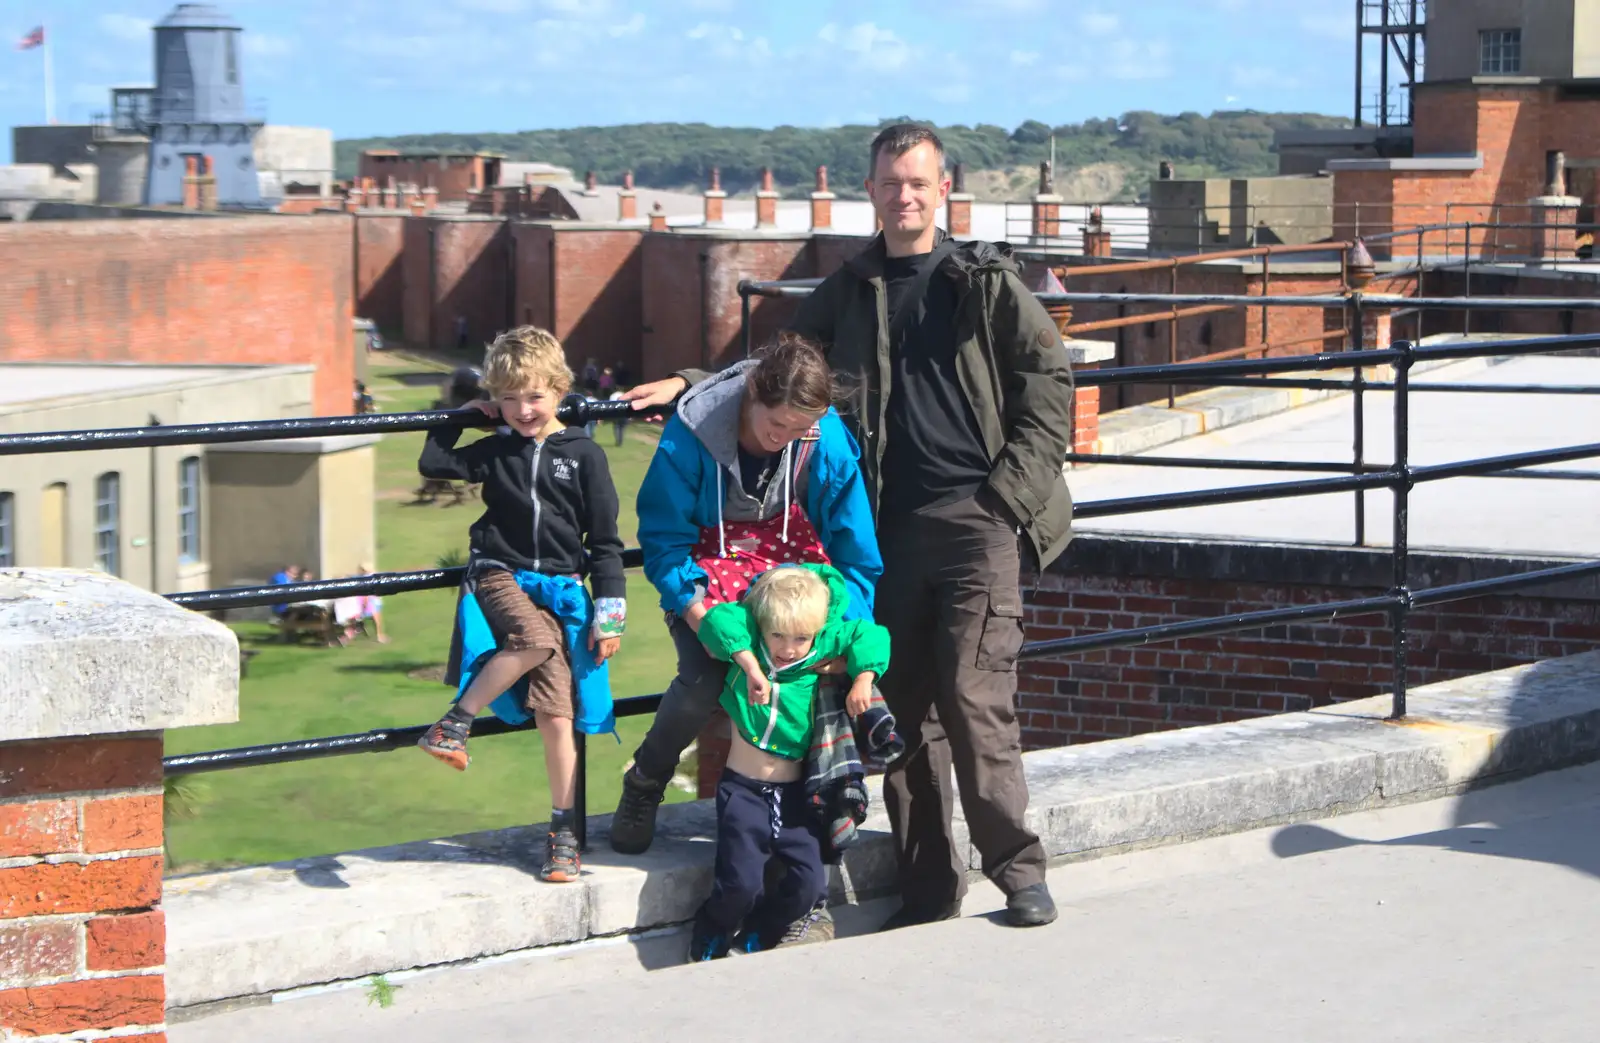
(621, 123, 1074, 930)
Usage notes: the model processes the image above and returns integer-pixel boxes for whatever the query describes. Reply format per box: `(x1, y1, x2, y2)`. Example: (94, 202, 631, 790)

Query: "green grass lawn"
(162, 353, 690, 873)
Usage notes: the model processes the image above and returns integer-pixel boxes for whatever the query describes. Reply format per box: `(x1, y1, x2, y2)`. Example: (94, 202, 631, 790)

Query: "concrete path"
(173, 761, 1600, 1043)
(1072, 354, 1600, 557)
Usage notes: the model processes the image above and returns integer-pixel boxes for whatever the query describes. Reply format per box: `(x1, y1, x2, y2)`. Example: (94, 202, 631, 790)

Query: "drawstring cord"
(715, 465, 726, 558)
(780, 441, 793, 545)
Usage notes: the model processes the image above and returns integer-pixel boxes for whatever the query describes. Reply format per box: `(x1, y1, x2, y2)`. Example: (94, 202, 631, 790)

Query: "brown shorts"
(473, 568, 576, 719)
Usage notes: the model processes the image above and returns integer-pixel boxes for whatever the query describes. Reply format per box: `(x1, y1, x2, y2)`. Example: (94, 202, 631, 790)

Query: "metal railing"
(7, 301, 1600, 853)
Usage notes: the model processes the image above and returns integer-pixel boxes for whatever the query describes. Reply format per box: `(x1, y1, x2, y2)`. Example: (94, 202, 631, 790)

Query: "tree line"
(335, 110, 1350, 200)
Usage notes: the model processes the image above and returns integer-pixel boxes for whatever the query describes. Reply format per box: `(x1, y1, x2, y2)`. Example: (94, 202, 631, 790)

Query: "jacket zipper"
(529, 439, 544, 571)
(755, 644, 820, 751)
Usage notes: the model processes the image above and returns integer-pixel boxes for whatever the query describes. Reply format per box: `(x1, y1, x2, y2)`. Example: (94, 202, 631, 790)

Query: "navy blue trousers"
(700, 768, 828, 937)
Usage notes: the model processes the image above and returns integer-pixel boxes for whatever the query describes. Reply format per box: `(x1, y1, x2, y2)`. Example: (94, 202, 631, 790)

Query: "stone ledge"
(0, 569, 239, 742)
(165, 649, 1600, 1008)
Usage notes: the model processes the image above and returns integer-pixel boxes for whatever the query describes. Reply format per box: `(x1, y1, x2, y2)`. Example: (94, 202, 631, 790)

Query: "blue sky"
(3, 0, 1372, 158)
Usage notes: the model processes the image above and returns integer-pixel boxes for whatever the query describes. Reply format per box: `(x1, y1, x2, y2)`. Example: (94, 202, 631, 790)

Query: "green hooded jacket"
(698, 563, 891, 762)
(679, 231, 1077, 570)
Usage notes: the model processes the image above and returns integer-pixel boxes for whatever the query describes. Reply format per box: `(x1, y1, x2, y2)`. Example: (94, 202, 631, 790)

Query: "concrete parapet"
(0, 569, 239, 1040)
(165, 649, 1600, 1009)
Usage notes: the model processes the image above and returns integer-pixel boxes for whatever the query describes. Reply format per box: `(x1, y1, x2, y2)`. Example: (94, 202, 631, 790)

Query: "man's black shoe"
(878, 900, 962, 932)
(1003, 883, 1058, 927)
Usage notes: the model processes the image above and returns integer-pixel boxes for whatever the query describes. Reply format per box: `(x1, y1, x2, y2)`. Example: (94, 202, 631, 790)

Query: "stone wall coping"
(0, 569, 239, 742)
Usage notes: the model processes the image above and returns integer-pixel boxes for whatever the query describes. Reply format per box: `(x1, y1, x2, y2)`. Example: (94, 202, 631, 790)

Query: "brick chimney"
(422, 185, 438, 211)
(809, 165, 834, 230)
(410, 191, 427, 216)
(180, 154, 201, 209)
(619, 170, 637, 221)
(383, 177, 399, 209)
(344, 185, 364, 212)
(756, 166, 779, 228)
(946, 161, 974, 238)
(704, 166, 726, 225)
(649, 201, 668, 231)
(583, 169, 599, 197)
(1082, 204, 1113, 257)
(194, 155, 218, 211)
(1032, 160, 1062, 239)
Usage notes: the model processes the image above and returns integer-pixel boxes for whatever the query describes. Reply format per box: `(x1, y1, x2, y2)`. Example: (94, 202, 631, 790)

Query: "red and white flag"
(17, 26, 43, 50)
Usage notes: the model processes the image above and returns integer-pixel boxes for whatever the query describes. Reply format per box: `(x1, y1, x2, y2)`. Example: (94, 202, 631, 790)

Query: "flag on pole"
(17, 26, 43, 50)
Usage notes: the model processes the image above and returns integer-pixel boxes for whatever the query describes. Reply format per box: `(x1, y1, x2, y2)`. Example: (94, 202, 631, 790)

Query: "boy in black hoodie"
(415, 326, 627, 883)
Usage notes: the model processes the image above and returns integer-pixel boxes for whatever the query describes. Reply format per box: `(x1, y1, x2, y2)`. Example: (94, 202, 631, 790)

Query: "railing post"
(574, 731, 588, 851)
(739, 284, 752, 359)
(1168, 263, 1179, 408)
(1463, 221, 1473, 336)
(1389, 339, 1415, 719)
(1351, 293, 1366, 546)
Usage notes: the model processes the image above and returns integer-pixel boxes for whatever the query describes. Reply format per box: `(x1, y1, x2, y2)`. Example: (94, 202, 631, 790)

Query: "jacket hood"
(843, 228, 1021, 283)
(674, 359, 755, 467)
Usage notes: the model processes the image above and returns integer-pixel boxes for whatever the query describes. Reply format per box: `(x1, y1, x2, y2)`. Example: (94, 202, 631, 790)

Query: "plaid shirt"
(803, 682, 904, 863)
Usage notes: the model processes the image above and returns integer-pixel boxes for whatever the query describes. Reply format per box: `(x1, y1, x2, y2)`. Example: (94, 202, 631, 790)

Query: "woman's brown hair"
(747, 332, 847, 415)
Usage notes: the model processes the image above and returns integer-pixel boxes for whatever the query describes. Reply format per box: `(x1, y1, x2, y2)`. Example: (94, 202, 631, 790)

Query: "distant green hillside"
(335, 111, 1350, 203)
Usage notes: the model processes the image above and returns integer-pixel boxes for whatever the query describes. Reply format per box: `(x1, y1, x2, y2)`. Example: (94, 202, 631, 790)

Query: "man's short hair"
(868, 123, 945, 179)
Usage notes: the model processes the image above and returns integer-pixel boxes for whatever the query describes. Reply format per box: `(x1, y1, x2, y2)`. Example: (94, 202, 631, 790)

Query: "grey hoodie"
(674, 359, 804, 530)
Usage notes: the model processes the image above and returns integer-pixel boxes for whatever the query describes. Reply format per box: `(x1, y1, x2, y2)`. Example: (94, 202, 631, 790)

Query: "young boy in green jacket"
(687, 563, 890, 961)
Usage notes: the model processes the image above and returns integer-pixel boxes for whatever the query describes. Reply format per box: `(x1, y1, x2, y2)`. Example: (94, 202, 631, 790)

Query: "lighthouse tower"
(143, 3, 264, 208)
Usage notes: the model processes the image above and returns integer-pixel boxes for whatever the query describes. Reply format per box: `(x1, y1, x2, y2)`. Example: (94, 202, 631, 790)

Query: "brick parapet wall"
(0, 735, 168, 1041)
(1018, 535, 1600, 748)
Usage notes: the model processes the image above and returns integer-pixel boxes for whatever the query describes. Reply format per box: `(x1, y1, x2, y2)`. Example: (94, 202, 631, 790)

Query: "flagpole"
(42, 22, 54, 124)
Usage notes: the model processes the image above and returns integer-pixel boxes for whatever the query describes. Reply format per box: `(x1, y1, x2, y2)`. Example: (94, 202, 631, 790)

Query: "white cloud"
(609, 13, 646, 36)
(816, 22, 910, 71)
(456, 0, 531, 11)
(1081, 12, 1119, 37)
(98, 14, 153, 43)
(1231, 65, 1301, 89)
(1010, 49, 1040, 67)
(1107, 39, 1173, 80)
(343, 33, 445, 60)
(245, 33, 294, 58)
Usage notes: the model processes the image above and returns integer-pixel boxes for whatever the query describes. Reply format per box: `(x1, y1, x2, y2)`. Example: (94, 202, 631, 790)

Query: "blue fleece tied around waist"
(454, 570, 616, 736)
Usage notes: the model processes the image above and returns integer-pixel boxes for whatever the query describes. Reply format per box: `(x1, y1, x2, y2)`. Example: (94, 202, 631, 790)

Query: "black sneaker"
(610, 766, 666, 855)
(686, 910, 730, 963)
(774, 902, 835, 948)
(1004, 883, 1058, 927)
(878, 900, 962, 932)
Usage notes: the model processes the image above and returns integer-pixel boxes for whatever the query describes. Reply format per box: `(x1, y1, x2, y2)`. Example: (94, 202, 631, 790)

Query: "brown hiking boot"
(774, 903, 835, 947)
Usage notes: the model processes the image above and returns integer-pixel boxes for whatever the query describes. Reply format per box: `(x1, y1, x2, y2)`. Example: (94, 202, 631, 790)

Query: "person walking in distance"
(621, 123, 1076, 929)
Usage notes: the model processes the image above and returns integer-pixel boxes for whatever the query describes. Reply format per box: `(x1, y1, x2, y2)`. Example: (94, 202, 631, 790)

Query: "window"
(94, 472, 120, 577)
(0, 492, 12, 567)
(178, 456, 202, 563)
(225, 32, 238, 85)
(1480, 29, 1522, 75)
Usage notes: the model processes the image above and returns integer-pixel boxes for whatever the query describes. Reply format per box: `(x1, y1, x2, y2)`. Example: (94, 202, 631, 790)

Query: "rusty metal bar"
(1062, 302, 1234, 336)
(1052, 239, 1355, 280)
(1168, 265, 1180, 407)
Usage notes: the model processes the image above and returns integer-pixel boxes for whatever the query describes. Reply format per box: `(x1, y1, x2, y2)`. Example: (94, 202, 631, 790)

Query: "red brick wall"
(1017, 537, 1600, 748)
(401, 217, 432, 350)
(431, 219, 509, 353)
(355, 214, 405, 336)
(358, 154, 486, 203)
(0, 215, 354, 415)
(0, 735, 167, 1040)
(552, 229, 643, 380)
(639, 233, 815, 378)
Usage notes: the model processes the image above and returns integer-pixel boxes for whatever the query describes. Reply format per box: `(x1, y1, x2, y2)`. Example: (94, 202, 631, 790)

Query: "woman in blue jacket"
(611, 333, 882, 863)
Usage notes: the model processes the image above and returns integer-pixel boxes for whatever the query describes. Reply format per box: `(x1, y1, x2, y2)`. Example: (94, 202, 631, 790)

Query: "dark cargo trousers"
(876, 490, 1047, 911)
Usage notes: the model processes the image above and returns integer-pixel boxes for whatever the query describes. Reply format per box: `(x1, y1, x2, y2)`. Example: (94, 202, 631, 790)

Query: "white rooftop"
(0, 363, 297, 411)
(1069, 354, 1600, 558)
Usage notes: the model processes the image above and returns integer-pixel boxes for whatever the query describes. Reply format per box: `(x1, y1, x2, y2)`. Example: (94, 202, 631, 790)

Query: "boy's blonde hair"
(482, 326, 572, 397)
(744, 567, 829, 637)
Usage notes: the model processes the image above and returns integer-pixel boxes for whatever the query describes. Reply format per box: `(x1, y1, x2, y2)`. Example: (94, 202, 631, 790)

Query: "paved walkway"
(1071, 355, 1600, 558)
(173, 761, 1600, 1043)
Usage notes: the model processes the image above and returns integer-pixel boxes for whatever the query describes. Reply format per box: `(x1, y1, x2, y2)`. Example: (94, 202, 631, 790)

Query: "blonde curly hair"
(482, 326, 572, 397)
